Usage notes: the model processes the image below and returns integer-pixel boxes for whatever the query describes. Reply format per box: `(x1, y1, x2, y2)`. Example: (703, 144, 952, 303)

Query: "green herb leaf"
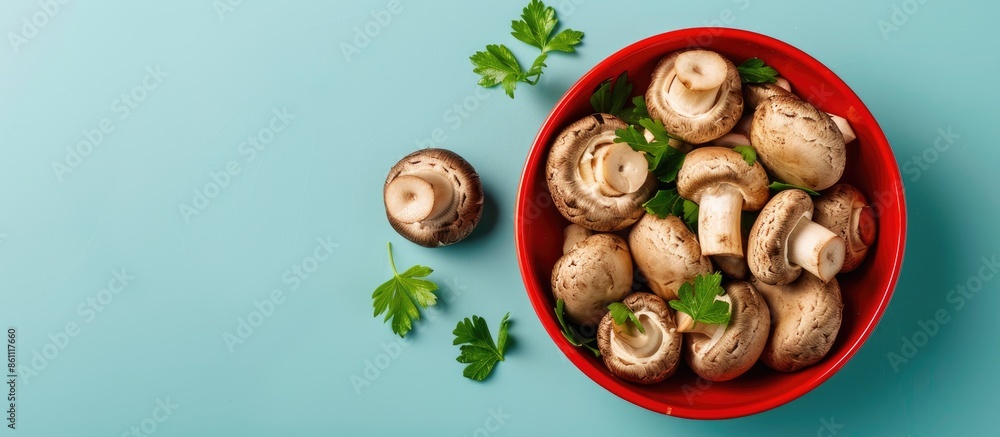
(590, 71, 633, 116)
(372, 243, 439, 338)
(642, 188, 685, 219)
(618, 96, 650, 126)
(769, 181, 821, 196)
(614, 118, 685, 182)
(682, 200, 699, 231)
(737, 57, 779, 84)
(555, 299, 600, 357)
(668, 273, 731, 326)
(453, 313, 512, 381)
(732, 145, 757, 166)
(474, 0, 584, 98)
(470, 44, 525, 98)
(608, 302, 644, 334)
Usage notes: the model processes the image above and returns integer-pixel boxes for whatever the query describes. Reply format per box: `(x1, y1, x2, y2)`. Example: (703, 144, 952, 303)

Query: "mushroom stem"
(667, 74, 721, 116)
(786, 216, 846, 282)
(675, 312, 725, 337)
(853, 206, 877, 247)
(592, 143, 649, 195)
(697, 184, 745, 257)
(562, 224, 593, 255)
(612, 313, 662, 358)
(384, 171, 455, 224)
(828, 113, 857, 143)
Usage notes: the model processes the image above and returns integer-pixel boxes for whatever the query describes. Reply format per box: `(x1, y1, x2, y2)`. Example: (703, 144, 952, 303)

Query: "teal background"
(0, 0, 995, 435)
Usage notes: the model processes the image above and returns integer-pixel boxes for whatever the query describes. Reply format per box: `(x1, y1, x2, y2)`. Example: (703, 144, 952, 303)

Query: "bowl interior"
(514, 28, 906, 419)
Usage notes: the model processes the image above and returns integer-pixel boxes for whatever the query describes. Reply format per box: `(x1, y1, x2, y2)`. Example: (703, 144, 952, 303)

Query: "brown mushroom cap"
(551, 234, 633, 327)
(677, 147, 770, 211)
(743, 82, 794, 112)
(628, 214, 713, 301)
(646, 50, 743, 144)
(546, 114, 657, 232)
(750, 275, 843, 372)
(597, 292, 682, 384)
(750, 95, 846, 191)
(813, 184, 876, 272)
(683, 281, 770, 381)
(383, 148, 484, 247)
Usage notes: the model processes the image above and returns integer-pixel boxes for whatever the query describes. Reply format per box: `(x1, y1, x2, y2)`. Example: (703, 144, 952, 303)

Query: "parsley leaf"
(608, 302, 644, 334)
(453, 313, 511, 381)
(737, 57, 779, 84)
(614, 118, 685, 182)
(590, 71, 633, 116)
(472, 0, 584, 98)
(668, 273, 731, 327)
(769, 181, 820, 196)
(372, 243, 439, 338)
(619, 96, 650, 126)
(555, 299, 600, 356)
(732, 145, 757, 166)
(682, 200, 700, 230)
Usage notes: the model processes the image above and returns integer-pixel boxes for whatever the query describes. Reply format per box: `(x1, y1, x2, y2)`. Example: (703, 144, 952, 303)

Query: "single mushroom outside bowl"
(514, 28, 906, 419)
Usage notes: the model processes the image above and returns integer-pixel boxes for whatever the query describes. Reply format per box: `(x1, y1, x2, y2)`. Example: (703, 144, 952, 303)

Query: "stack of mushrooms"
(547, 49, 876, 384)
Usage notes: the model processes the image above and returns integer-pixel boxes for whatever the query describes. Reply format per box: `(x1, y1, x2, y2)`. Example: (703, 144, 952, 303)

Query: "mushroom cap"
(551, 234, 633, 327)
(676, 146, 770, 210)
(743, 82, 794, 112)
(750, 95, 846, 191)
(684, 281, 770, 381)
(546, 114, 657, 232)
(646, 50, 743, 144)
(712, 254, 748, 279)
(383, 148, 484, 247)
(750, 275, 843, 372)
(628, 214, 713, 301)
(747, 189, 814, 285)
(597, 292, 682, 384)
(813, 184, 876, 272)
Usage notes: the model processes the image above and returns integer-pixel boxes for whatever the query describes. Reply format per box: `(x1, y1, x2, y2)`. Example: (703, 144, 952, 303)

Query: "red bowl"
(514, 28, 906, 419)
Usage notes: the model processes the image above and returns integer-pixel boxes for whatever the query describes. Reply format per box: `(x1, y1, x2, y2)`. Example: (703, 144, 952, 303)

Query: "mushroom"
(812, 184, 876, 272)
(561, 224, 593, 255)
(551, 234, 633, 327)
(679, 281, 770, 381)
(628, 214, 712, 301)
(676, 146, 770, 257)
(827, 113, 857, 144)
(750, 95, 846, 191)
(547, 114, 657, 232)
(750, 275, 843, 372)
(747, 189, 845, 285)
(646, 50, 743, 144)
(597, 292, 682, 384)
(383, 148, 484, 247)
(742, 81, 794, 112)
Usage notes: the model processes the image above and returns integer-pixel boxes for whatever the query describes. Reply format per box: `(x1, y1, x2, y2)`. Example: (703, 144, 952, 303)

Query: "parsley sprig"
(471, 0, 584, 98)
(737, 57, 779, 84)
(769, 181, 820, 196)
(555, 299, 600, 357)
(372, 242, 439, 338)
(668, 273, 731, 327)
(608, 302, 644, 334)
(453, 313, 511, 381)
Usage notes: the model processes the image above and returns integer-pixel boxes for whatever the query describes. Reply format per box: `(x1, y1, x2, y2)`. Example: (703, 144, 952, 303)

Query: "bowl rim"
(514, 27, 907, 420)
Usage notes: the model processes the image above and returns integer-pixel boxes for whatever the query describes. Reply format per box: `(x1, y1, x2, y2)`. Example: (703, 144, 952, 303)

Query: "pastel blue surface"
(0, 1, 995, 435)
